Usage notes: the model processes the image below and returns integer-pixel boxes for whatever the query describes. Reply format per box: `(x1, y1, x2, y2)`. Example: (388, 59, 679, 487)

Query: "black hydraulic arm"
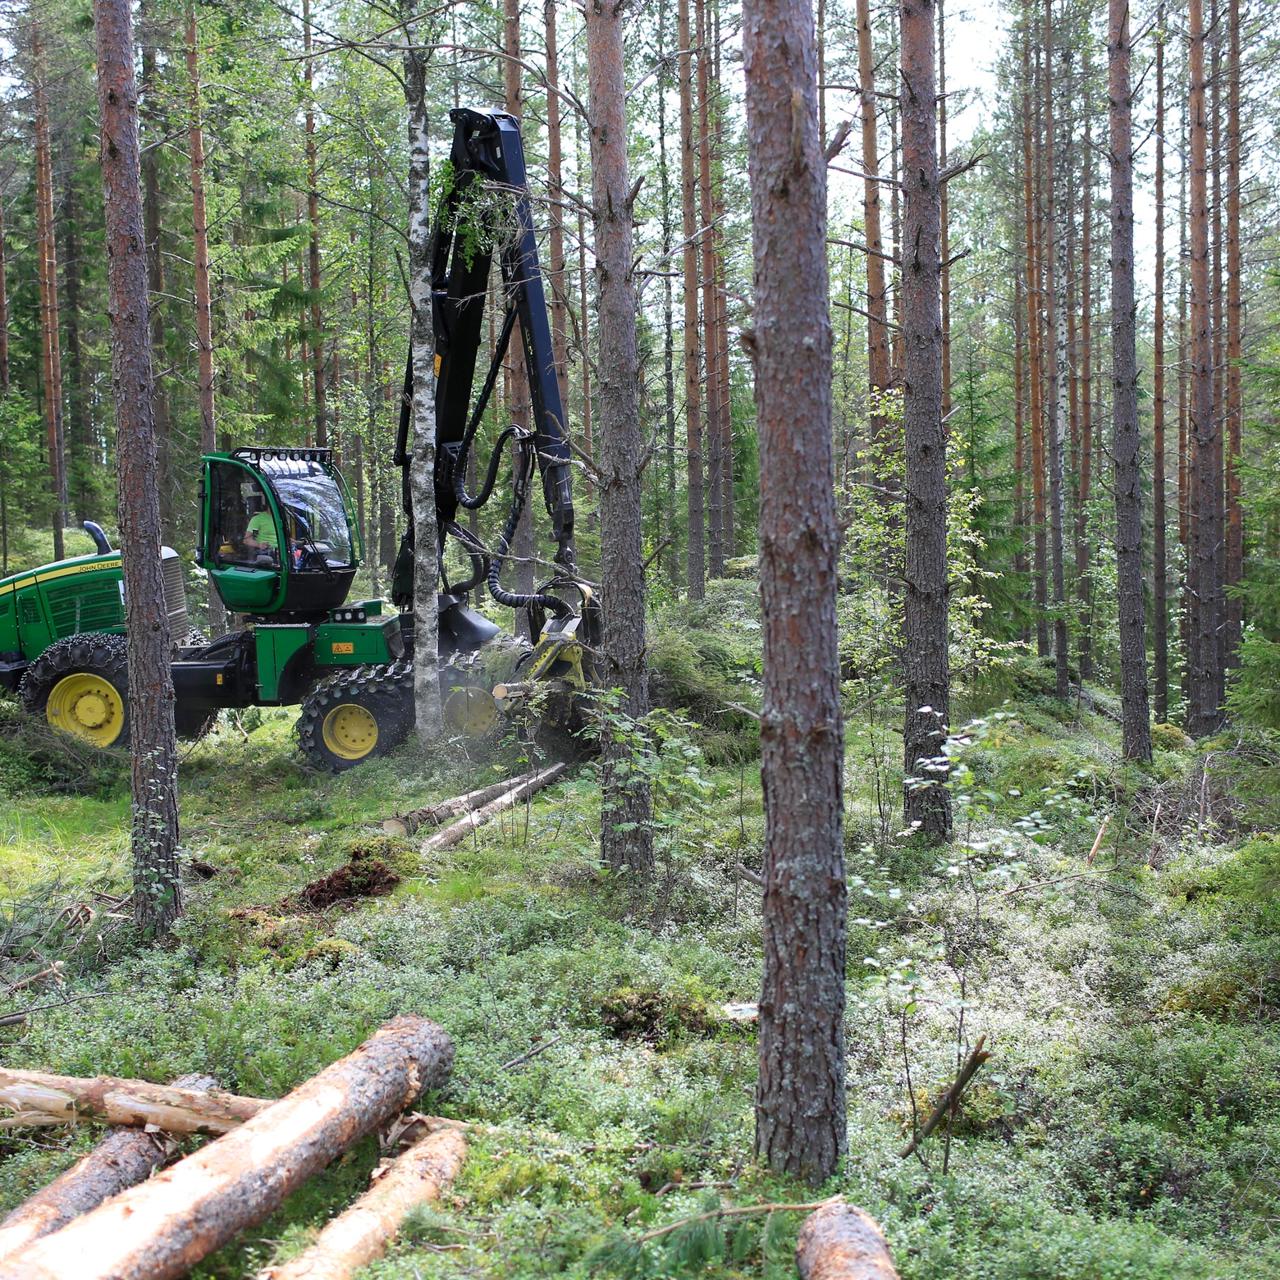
(393, 108, 577, 607)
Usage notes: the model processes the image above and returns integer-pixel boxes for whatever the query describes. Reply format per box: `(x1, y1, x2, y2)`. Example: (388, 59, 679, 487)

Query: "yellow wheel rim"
(46, 672, 126, 747)
(321, 703, 379, 761)
(444, 685, 498, 737)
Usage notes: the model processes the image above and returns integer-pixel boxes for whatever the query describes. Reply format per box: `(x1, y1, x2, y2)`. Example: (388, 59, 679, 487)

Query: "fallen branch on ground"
(899, 1035, 991, 1159)
(0, 1068, 268, 1135)
(421, 763, 568, 854)
(1086, 814, 1113, 865)
(796, 1198, 900, 1279)
(258, 1127, 466, 1280)
(0, 1017, 455, 1280)
(383, 774, 536, 837)
(0, 1075, 215, 1262)
(635, 1197, 838, 1246)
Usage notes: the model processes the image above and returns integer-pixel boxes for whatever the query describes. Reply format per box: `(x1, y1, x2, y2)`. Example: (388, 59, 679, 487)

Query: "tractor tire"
(296, 662, 415, 772)
(20, 633, 131, 750)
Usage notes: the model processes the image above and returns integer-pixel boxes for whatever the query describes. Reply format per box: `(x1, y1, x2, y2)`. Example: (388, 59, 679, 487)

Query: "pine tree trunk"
(937, 0, 950, 425)
(94, 0, 182, 938)
(678, 0, 704, 599)
(900, 0, 952, 842)
(696, 0, 722, 578)
(545, 0, 570, 414)
(1187, 0, 1222, 736)
(0, 186, 9, 394)
(184, 5, 225, 633)
(303, 0, 327, 446)
(59, 147, 90, 527)
(1021, 26, 1048, 658)
(713, 10, 734, 559)
(1014, 272, 1026, 596)
(1153, 1, 1169, 722)
(1042, 0, 1069, 700)
(32, 25, 66, 561)
(1108, 0, 1152, 761)
(402, 39, 443, 741)
(856, 0, 891, 492)
(743, 0, 846, 1184)
(584, 0, 654, 875)
(1077, 78, 1094, 681)
(140, 17, 175, 544)
(1224, 0, 1243, 663)
(656, 0, 681, 589)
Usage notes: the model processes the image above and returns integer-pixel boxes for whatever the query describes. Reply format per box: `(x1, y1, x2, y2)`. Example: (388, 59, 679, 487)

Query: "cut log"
(258, 1127, 466, 1280)
(420, 763, 568, 854)
(382, 774, 535, 837)
(0, 1075, 215, 1263)
(0, 1069, 268, 1135)
(795, 1199, 900, 1280)
(0, 1016, 454, 1280)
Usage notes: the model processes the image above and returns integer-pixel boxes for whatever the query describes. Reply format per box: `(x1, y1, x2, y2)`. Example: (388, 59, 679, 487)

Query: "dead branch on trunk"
(0, 1069, 268, 1135)
(0, 1075, 215, 1262)
(796, 1199, 900, 1279)
(420, 763, 568, 853)
(0, 1017, 454, 1280)
(898, 1035, 991, 1159)
(383, 774, 536, 837)
(258, 1127, 465, 1280)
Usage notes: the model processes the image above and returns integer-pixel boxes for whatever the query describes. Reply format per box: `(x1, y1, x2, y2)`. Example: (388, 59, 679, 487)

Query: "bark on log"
(0, 1070, 268, 1135)
(796, 1200, 900, 1280)
(420, 764, 567, 854)
(382, 774, 535, 837)
(258, 1128, 466, 1280)
(0, 1017, 454, 1280)
(0, 1076, 214, 1262)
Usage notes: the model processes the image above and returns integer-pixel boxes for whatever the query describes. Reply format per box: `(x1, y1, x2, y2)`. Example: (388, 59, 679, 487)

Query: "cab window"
(209, 462, 279, 568)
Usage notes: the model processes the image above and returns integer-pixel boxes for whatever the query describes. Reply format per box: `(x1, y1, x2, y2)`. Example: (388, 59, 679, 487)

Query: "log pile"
(0, 1017, 461, 1280)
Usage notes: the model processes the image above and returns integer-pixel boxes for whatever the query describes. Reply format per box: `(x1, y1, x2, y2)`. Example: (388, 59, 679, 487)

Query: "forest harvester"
(0, 109, 598, 770)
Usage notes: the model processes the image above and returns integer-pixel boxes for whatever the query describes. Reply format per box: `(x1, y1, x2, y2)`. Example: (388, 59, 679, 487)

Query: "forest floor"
(1, 587, 1279, 1278)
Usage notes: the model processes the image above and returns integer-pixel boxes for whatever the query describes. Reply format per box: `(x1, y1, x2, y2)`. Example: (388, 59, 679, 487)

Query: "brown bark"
(697, 0, 722, 576)
(419, 763, 567, 853)
(0, 1075, 215, 1263)
(1153, 3, 1169, 721)
(855, 0, 891, 479)
(1076, 63, 1094, 681)
(1210, 0, 1224, 681)
(901, 0, 952, 840)
(1224, 0, 1243, 661)
(31, 25, 66, 560)
(1108, 0, 1152, 761)
(0, 1018, 455, 1280)
(258, 1128, 466, 1280)
(1021, 26, 1047, 657)
(679, 0, 705, 599)
(0, 1067, 266, 1134)
(96, 0, 182, 934)
(584, 0, 654, 875)
(744, 0, 847, 1183)
(576, 201, 595, 509)
(713, 13, 734, 560)
(1014, 271, 1026, 594)
(1187, 0, 1222, 736)
(303, 0, 327, 446)
(937, 0, 950, 424)
(657, 0, 680, 587)
(795, 1200, 900, 1280)
(59, 146, 90, 526)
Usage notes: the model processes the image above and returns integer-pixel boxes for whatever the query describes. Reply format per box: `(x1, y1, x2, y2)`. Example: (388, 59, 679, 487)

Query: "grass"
(1, 640, 1278, 1278)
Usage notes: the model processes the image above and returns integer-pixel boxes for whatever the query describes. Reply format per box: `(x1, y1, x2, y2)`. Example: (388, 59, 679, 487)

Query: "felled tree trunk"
(0, 1076, 214, 1262)
(795, 1200, 900, 1280)
(0, 1069, 267, 1135)
(0, 1018, 454, 1280)
(259, 1128, 466, 1280)
(420, 764, 567, 853)
(383, 774, 533, 837)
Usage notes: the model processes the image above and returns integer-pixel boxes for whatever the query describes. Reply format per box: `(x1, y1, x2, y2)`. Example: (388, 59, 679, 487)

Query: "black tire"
(296, 662, 415, 771)
(20, 633, 131, 750)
